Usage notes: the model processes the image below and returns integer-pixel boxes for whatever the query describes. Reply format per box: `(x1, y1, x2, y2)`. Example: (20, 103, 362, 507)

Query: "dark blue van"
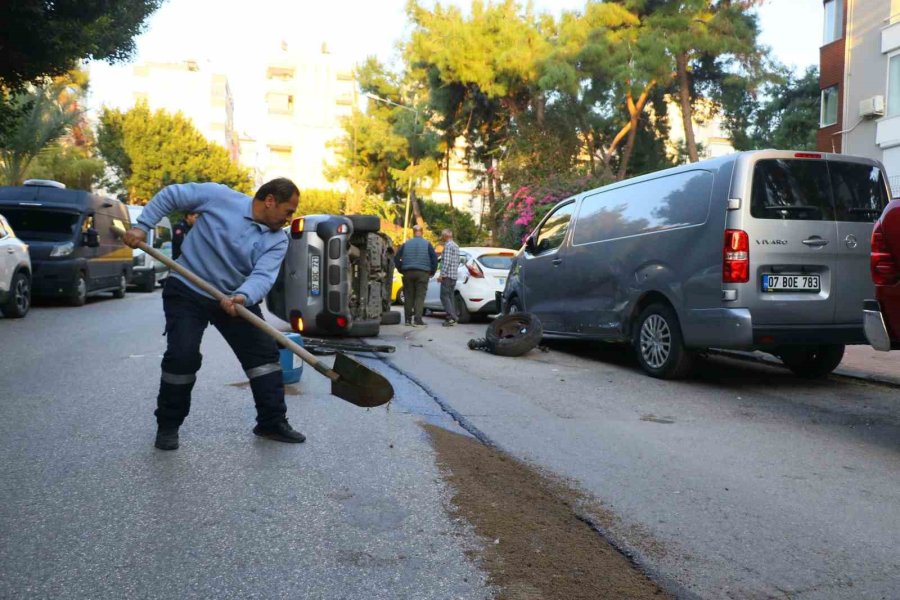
(0, 180, 132, 306)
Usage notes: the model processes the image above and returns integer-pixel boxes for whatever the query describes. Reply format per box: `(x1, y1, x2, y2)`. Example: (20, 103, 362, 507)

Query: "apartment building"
(131, 60, 239, 162)
(818, 0, 900, 194)
(257, 44, 356, 189)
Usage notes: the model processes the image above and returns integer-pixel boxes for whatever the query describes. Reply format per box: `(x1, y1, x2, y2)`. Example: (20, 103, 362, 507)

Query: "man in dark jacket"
(394, 225, 437, 326)
(171, 212, 199, 260)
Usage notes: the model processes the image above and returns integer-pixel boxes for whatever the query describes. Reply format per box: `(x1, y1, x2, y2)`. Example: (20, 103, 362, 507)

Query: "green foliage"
(97, 102, 253, 204)
(725, 65, 820, 151)
(419, 200, 478, 245)
(0, 76, 81, 185)
(295, 189, 344, 216)
(0, 1, 162, 87)
(24, 144, 105, 190)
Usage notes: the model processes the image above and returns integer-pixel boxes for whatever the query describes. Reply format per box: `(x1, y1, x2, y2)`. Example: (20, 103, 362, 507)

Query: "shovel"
(114, 227, 393, 407)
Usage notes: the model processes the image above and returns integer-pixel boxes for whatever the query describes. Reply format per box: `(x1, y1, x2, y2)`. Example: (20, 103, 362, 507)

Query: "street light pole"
(365, 93, 418, 242)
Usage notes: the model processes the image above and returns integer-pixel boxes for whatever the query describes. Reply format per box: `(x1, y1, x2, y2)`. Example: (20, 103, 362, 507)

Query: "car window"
(573, 171, 713, 245)
(829, 162, 889, 223)
(478, 254, 514, 270)
(154, 224, 172, 249)
(751, 159, 834, 221)
(533, 202, 576, 255)
(3, 208, 80, 241)
(0, 219, 7, 239)
(82, 215, 95, 233)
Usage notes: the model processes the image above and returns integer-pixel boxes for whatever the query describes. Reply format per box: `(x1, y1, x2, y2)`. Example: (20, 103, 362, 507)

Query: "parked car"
(863, 198, 900, 350)
(0, 180, 132, 306)
(392, 271, 404, 305)
(424, 247, 516, 322)
(126, 205, 172, 292)
(501, 150, 888, 379)
(266, 214, 399, 337)
(0, 213, 32, 318)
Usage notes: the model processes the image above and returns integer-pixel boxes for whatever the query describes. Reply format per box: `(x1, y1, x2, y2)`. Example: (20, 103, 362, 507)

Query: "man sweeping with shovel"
(123, 178, 304, 451)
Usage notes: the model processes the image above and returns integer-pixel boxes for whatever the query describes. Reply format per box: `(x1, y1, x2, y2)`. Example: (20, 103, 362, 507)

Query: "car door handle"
(801, 238, 829, 247)
(552, 258, 562, 266)
(5, 247, 14, 253)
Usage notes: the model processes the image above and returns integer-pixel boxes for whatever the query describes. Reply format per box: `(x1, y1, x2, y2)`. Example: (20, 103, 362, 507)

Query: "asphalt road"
(5, 290, 900, 599)
(380, 315, 900, 600)
(0, 291, 492, 600)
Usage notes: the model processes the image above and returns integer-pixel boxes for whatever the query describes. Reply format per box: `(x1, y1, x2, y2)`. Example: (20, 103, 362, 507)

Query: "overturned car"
(266, 214, 400, 337)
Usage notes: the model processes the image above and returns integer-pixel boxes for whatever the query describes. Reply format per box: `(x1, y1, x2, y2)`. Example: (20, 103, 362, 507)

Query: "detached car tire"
(485, 312, 543, 357)
(778, 344, 845, 378)
(381, 311, 402, 325)
(633, 303, 695, 379)
(348, 215, 381, 234)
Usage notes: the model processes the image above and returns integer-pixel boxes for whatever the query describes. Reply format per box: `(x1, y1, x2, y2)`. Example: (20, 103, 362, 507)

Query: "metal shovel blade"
(331, 352, 394, 407)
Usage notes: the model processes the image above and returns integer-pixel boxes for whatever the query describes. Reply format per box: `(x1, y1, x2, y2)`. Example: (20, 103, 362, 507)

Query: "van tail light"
(466, 262, 484, 278)
(291, 217, 305, 234)
(723, 229, 750, 283)
(871, 221, 899, 285)
(335, 316, 348, 328)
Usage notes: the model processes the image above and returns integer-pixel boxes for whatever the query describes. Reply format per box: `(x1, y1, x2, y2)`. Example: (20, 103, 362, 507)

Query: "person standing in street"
(394, 224, 437, 326)
(438, 229, 460, 327)
(171, 211, 199, 260)
(122, 178, 305, 451)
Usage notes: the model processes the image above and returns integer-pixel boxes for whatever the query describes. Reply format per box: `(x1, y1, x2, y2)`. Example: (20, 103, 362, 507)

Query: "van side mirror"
(525, 236, 536, 254)
(83, 228, 100, 248)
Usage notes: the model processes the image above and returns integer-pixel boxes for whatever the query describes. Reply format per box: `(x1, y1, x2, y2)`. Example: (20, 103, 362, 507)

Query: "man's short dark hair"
(255, 178, 299, 203)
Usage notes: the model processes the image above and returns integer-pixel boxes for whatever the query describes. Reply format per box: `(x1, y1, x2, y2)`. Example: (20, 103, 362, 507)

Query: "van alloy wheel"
(640, 314, 672, 369)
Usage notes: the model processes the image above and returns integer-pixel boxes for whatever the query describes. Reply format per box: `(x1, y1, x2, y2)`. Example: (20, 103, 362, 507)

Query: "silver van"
(501, 150, 889, 379)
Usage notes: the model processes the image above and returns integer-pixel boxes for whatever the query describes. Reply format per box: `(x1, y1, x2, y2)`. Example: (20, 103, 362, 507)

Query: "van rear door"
(744, 157, 838, 326)
(828, 159, 888, 325)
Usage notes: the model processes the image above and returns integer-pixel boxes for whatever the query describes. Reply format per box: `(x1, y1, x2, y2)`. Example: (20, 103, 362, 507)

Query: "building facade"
(131, 60, 239, 162)
(819, 0, 900, 194)
(256, 44, 356, 190)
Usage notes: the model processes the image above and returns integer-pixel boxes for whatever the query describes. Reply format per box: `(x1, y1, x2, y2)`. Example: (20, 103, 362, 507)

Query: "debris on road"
(467, 312, 543, 357)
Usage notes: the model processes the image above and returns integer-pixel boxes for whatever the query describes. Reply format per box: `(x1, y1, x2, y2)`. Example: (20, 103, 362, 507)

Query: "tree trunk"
(485, 159, 498, 246)
(616, 82, 655, 180)
(535, 92, 545, 129)
(676, 52, 699, 163)
(445, 145, 458, 232)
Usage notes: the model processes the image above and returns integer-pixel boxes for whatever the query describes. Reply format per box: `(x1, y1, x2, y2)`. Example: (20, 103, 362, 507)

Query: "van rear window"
(751, 159, 833, 221)
(2, 208, 79, 241)
(829, 162, 888, 222)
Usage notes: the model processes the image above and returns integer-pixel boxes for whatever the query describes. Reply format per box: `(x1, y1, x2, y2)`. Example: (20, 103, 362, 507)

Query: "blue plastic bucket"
(279, 333, 304, 385)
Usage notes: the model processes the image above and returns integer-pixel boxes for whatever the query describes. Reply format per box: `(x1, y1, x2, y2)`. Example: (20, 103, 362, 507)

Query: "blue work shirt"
(135, 183, 288, 306)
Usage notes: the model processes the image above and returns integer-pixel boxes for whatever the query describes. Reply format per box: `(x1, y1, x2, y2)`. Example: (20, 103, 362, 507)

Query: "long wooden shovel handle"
(114, 227, 339, 382)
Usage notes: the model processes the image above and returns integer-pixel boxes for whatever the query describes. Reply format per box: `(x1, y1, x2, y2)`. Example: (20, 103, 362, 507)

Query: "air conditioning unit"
(860, 95, 885, 118)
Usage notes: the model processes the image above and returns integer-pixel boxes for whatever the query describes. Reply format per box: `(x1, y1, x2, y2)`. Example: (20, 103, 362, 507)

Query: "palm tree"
(0, 79, 80, 185)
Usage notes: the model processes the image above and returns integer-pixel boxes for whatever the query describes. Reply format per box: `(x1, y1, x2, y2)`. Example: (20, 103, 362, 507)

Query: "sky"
(87, 0, 824, 135)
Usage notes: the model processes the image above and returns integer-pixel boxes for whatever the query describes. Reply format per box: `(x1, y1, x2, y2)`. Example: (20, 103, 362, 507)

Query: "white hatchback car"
(424, 246, 516, 322)
(0, 213, 32, 318)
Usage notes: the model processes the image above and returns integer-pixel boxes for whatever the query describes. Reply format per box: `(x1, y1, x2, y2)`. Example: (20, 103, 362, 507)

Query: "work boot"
(253, 420, 306, 443)
(442, 319, 457, 327)
(155, 426, 180, 451)
(414, 320, 426, 327)
(405, 319, 414, 327)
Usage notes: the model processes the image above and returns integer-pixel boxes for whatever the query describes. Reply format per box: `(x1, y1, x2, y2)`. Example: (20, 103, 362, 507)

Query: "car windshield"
(478, 254, 514, 270)
(2, 208, 80, 241)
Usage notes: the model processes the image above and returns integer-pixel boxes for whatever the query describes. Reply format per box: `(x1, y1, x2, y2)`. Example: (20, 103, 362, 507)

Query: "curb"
(711, 349, 900, 389)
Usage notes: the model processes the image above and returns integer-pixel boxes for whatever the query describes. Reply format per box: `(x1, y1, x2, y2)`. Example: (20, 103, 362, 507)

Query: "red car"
(864, 199, 900, 350)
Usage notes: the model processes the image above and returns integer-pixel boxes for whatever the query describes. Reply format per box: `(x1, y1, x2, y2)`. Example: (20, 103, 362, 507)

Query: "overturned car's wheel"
(485, 312, 543, 357)
(381, 311, 402, 325)
(348, 215, 381, 234)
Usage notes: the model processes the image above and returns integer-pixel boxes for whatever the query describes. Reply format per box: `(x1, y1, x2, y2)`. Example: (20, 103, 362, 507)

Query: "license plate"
(762, 273, 820, 293)
(309, 255, 321, 296)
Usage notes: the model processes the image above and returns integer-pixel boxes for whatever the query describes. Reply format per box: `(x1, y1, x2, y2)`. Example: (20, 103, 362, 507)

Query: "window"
(820, 85, 839, 127)
(477, 254, 514, 270)
(889, 54, 900, 117)
(573, 171, 713, 245)
(532, 202, 576, 255)
(267, 93, 293, 115)
(3, 209, 80, 241)
(823, 0, 843, 45)
(0, 219, 8, 239)
(830, 162, 889, 222)
(751, 159, 834, 221)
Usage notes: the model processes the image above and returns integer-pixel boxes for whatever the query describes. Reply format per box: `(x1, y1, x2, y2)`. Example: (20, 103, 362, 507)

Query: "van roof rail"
(23, 179, 66, 189)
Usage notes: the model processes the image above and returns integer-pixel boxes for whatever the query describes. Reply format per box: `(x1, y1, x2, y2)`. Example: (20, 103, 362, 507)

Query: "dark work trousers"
(156, 277, 286, 430)
(439, 277, 458, 321)
(402, 270, 430, 323)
